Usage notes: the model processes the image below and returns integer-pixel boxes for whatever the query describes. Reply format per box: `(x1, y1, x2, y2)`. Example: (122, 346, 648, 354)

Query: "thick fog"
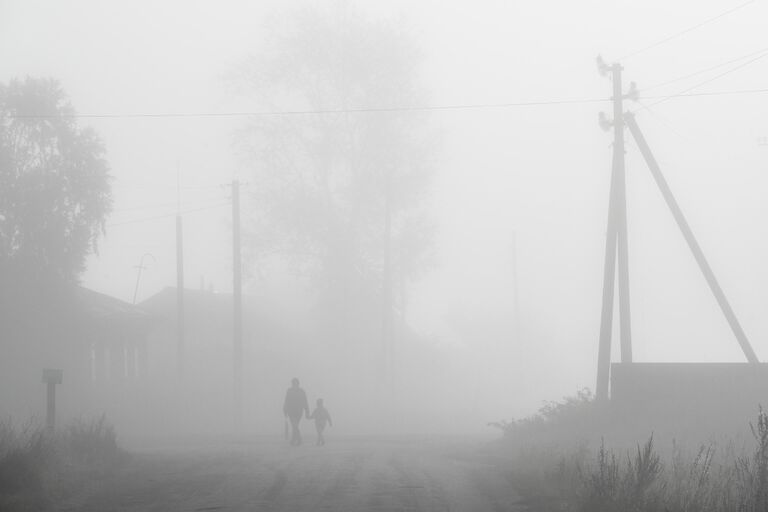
(2, 0, 768, 442)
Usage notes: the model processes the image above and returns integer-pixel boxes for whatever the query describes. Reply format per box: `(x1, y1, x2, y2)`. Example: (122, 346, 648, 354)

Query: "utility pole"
(132, 253, 155, 304)
(382, 169, 394, 396)
(596, 58, 636, 401)
(511, 230, 520, 341)
(176, 168, 185, 378)
(176, 215, 185, 377)
(625, 113, 758, 363)
(232, 180, 243, 427)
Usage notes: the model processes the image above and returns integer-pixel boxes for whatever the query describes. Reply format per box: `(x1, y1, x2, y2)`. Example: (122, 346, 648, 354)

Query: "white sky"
(3, 0, 768, 411)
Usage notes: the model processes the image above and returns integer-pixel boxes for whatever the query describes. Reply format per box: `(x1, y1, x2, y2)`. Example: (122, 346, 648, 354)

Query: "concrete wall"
(610, 363, 768, 439)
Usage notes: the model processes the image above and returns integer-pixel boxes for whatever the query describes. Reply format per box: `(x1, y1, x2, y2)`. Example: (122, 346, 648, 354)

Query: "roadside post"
(42, 368, 63, 433)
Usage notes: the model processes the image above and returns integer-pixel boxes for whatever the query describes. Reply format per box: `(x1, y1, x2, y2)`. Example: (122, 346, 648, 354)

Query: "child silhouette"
(309, 398, 333, 446)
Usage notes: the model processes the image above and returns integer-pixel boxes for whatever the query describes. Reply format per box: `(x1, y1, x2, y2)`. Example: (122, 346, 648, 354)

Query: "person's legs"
(289, 416, 302, 445)
(317, 424, 325, 446)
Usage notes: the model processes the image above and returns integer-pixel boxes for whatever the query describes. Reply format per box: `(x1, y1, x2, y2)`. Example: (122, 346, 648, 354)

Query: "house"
(0, 285, 155, 425)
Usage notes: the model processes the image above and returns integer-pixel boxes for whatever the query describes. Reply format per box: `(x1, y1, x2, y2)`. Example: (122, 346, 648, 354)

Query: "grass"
(0, 420, 52, 511)
(0, 415, 124, 511)
(495, 393, 768, 512)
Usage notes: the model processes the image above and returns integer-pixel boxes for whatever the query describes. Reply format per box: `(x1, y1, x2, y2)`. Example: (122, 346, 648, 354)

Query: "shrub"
(0, 419, 52, 511)
(0, 415, 123, 510)
(495, 395, 768, 512)
(62, 414, 121, 466)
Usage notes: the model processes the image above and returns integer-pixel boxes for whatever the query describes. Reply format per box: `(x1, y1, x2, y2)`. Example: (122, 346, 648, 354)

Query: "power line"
(117, 183, 226, 191)
(9, 86, 768, 120)
(642, 46, 768, 93)
(644, 86, 768, 101)
(620, 0, 759, 61)
(112, 201, 189, 213)
(107, 201, 231, 227)
(639, 53, 768, 110)
(10, 97, 612, 119)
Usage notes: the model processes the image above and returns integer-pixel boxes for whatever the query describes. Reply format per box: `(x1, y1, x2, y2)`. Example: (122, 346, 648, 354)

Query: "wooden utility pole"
(511, 230, 520, 341)
(625, 113, 758, 363)
(176, 169, 185, 378)
(382, 170, 394, 394)
(232, 180, 243, 426)
(596, 59, 634, 401)
(176, 214, 185, 377)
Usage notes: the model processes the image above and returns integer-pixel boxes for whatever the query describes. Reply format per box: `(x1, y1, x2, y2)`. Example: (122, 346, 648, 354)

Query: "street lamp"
(132, 252, 156, 304)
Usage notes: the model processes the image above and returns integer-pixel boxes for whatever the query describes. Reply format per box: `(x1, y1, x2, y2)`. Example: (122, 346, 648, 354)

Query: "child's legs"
(316, 423, 325, 443)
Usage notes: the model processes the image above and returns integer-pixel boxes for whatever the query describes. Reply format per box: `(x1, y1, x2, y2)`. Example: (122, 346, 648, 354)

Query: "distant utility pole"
(176, 169, 185, 378)
(511, 230, 520, 341)
(596, 58, 636, 401)
(176, 214, 185, 377)
(232, 180, 243, 427)
(132, 252, 155, 304)
(382, 169, 394, 395)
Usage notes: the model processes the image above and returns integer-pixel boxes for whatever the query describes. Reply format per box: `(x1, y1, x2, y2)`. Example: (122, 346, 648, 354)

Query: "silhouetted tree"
(234, 7, 435, 322)
(0, 77, 112, 284)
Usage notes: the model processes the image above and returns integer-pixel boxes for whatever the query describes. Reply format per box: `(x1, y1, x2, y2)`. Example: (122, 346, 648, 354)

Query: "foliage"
(489, 387, 600, 443)
(62, 415, 120, 466)
(580, 436, 663, 512)
(0, 416, 123, 511)
(0, 77, 112, 284)
(0, 420, 52, 510)
(234, 7, 435, 309)
(495, 406, 768, 512)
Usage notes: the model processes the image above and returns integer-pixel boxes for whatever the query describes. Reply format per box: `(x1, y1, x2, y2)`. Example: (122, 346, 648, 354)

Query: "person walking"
(283, 377, 310, 446)
(309, 398, 333, 446)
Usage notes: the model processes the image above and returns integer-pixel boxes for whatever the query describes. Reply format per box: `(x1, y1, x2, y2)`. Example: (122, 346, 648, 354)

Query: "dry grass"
(0, 415, 124, 511)
(495, 394, 768, 512)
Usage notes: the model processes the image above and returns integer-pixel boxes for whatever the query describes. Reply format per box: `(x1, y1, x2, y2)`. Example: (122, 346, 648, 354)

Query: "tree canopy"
(235, 8, 435, 312)
(0, 77, 112, 284)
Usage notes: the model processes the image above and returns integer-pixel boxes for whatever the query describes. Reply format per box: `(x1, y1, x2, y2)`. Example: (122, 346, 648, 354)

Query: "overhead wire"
(638, 51, 768, 110)
(10, 97, 612, 119)
(107, 201, 232, 227)
(6, 86, 768, 121)
(619, 0, 759, 61)
(641, 46, 768, 93)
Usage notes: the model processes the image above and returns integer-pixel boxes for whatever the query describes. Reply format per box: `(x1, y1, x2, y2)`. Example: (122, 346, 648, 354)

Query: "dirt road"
(64, 436, 527, 511)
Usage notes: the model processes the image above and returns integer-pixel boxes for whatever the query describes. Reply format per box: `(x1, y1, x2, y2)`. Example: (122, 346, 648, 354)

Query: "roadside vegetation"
(493, 391, 768, 511)
(0, 415, 123, 511)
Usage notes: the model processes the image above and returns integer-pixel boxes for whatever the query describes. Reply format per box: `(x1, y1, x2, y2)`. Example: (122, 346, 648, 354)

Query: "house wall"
(610, 362, 768, 438)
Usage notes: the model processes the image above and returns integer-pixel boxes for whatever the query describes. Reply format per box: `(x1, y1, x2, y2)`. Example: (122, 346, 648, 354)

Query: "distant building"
(0, 286, 155, 423)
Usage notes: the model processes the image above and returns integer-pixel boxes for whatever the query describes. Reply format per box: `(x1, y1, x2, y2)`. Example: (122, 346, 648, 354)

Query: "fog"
(2, 0, 768, 444)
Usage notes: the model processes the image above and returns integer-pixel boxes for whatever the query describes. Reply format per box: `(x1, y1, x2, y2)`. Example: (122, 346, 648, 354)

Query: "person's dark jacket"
(283, 387, 309, 420)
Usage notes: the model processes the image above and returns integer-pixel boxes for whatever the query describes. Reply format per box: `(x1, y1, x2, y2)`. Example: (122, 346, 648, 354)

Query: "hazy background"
(2, 0, 768, 427)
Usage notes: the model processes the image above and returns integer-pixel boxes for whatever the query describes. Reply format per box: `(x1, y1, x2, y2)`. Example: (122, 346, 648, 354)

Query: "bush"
(0, 416, 123, 511)
(63, 415, 120, 466)
(490, 387, 604, 445)
(494, 394, 768, 512)
(0, 419, 54, 511)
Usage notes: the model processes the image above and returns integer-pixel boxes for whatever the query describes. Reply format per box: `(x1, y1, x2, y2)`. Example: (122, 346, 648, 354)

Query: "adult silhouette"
(283, 377, 310, 446)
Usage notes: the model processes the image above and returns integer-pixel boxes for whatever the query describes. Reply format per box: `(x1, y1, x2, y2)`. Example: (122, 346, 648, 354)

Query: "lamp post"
(132, 253, 156, 304)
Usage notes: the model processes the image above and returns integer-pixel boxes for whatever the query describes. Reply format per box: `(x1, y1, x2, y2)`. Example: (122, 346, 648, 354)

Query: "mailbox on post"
(42, 369, 63, 433)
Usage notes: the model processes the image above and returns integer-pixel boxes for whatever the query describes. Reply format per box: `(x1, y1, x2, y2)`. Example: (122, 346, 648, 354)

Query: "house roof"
(76, 287, 153, 325)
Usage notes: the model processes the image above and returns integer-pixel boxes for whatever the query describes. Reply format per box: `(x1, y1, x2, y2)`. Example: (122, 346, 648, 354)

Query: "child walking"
(309, 398, 333, 446)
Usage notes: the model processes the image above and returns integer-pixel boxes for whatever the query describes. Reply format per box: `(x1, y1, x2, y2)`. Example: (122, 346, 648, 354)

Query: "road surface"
(63, 436, 528, 511)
